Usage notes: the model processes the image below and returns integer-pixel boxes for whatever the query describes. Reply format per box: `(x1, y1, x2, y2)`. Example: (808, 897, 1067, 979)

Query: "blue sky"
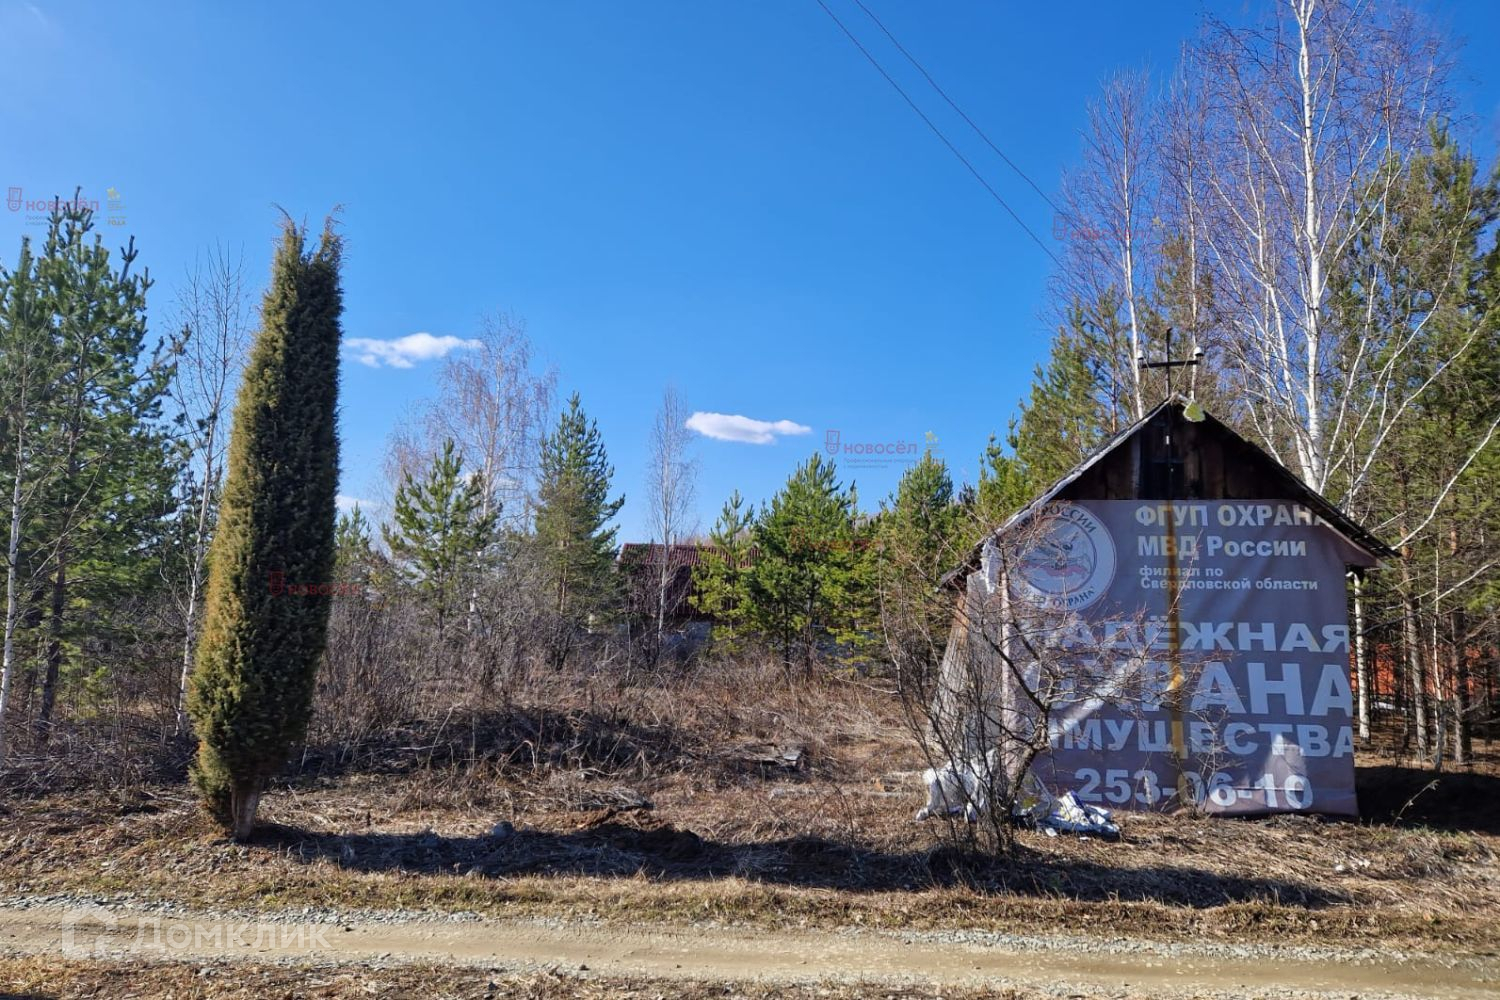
(3, 1, 1498, 541)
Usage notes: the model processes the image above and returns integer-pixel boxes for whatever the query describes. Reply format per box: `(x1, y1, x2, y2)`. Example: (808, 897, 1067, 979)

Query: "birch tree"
(1056, 0, 1499, 766)
(643, 386, 697, 654)
(382, 317, 556, 648)
(169, 248, 251, 733)
(1193, 0, 1454, 502)
(1056, 69, 1157, 425)
(413, 315, 555, 533)
(1157, 56, 1215, 399)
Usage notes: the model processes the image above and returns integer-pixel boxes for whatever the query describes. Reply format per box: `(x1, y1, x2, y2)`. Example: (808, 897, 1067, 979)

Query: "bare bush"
(889, 512, 1226, 854)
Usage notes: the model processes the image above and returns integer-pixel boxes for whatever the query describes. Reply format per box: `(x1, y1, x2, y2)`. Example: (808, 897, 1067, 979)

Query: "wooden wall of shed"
(1059, 409, 1287, 503)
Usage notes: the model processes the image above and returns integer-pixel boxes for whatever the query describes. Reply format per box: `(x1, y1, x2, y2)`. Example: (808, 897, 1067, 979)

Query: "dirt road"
(2, 903, 1496, 998)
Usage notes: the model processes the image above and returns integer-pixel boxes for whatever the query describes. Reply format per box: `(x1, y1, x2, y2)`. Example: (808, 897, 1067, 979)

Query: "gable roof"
(942, 396, 1395, 590)
(616, 542, 716, 570)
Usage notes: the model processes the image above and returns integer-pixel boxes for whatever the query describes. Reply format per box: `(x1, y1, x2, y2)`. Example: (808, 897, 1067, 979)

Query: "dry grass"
(0, 955, 1038, 1000)
(2, 660, 1498, 953)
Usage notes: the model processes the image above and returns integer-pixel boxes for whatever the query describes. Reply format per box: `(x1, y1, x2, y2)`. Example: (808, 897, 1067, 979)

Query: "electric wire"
(812, 0, 1061, 266)
(849, 0, 1061, 215)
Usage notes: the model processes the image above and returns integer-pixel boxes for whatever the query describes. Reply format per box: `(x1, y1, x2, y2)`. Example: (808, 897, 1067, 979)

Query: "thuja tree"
(188, 219, 343, 840)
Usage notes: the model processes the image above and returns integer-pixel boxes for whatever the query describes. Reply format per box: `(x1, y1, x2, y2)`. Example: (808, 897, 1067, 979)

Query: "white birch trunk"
(176, 427, 219, 735)
(1352, 572, 1370, 742)
(0, 459, 24, 764)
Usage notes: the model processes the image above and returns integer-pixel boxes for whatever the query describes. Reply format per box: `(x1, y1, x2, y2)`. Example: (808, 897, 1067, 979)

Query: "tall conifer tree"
(877, 451, 960, 681)
(1012, 330, 1108, 487)
(747, 453, 861, 672)
(0, 199, 180, 754)
(880, 451, 959, 590)
(188, 218, 343, 840)
(974, 430, 1031, 532)
(533, 393, 624, 640)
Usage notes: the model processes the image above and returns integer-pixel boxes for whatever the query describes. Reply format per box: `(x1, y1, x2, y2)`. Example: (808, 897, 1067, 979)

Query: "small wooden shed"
(935, 396, 1393, 817)
(943, 396, 1394, 590)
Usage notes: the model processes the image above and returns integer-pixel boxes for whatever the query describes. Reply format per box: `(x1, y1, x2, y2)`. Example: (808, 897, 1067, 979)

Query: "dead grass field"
(0, 955, 1051, 1000)
(1, 662, 1498, 957)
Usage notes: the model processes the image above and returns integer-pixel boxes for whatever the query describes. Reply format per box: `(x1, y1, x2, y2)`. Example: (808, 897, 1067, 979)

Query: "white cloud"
(336, 494, 378, 513)
(685, 411, 811, 445)
(344, 332, 482, 369)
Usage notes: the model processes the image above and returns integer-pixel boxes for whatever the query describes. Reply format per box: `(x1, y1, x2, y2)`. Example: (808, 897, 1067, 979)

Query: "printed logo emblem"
(1012, 503, 1116, 611)
(5, 187, 20, 212)
(824, 429, 841, 456)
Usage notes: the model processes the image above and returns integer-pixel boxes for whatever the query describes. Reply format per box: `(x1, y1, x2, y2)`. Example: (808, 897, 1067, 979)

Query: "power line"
(849, 0, 1060, 214)
(812, 0, 1060, 266)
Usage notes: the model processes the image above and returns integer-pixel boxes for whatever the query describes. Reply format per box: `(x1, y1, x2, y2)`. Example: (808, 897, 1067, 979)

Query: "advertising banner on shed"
(1014, 499, 1375, 816)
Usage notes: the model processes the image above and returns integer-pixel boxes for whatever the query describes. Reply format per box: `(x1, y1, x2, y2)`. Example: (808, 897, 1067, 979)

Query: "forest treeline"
(0, 0, 1495, 787)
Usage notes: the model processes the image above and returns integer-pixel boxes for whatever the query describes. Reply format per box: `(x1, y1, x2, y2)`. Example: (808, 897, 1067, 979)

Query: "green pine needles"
(534, 392, 624, 642)
(187, 218, 344, 841)
(383, 439, 498, 641)
(691, 490, 755, 646)
(746, 452, 865, 672)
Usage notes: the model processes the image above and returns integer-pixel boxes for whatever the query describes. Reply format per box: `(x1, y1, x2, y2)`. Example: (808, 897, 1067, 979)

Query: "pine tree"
(0, 198, 180, 751)
(746, 453, 861, 672)
(968, 326, 1107, 552)
(877, 451, 961, 681)
(1012, 329, 1108, 487)
(692, 490, 754, 647)
(334, 503, 379, 590)
(832, 504, 881, 665)
(974, 429, 1031, 532)
(0, 236, 55, 762)
(187, 218, 343, 840)
(1143, 233, 1231, 411)
(1063, 290, 1133, 432)
(880, 451, 960, 590)
(382, 439, 497, 640)
(1336, 127, 1500, 764)
(533, 393, 624, 646)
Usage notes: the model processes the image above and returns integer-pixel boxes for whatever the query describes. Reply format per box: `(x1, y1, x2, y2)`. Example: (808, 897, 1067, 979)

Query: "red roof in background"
(616, 542, 715, 569)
